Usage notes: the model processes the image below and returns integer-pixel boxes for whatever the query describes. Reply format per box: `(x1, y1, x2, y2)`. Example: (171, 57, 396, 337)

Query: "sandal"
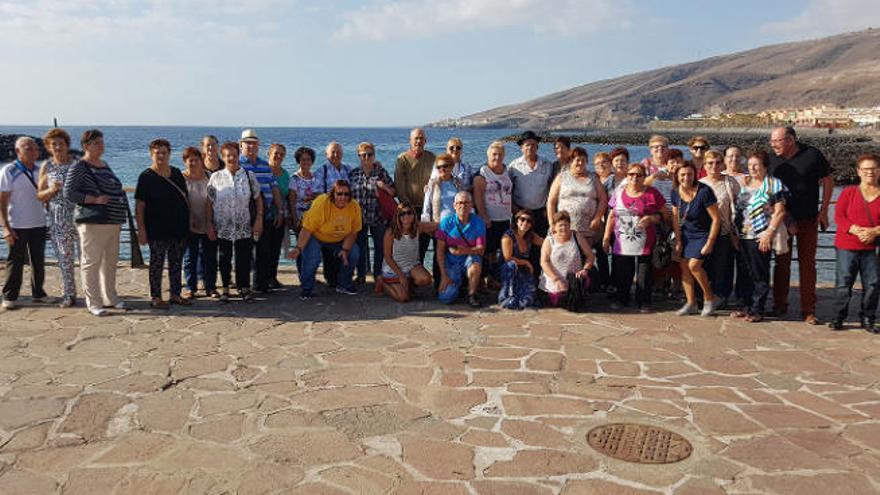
(150, 299, 169, 310)
(731, 310, 749, 318)
(169, 296, 192, 306)
(219, 290, 230, 303)
(745, 314, 763, 323)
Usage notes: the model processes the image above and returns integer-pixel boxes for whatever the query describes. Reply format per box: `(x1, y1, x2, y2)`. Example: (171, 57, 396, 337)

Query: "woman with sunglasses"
(429, 137, 476, 192)
(603, 163, 665, 311)
(288, 180, 361, 299)
(672, 162, 721, 316)
(349, 141, 395, 286)
(498, 209, 544, 309)
(380, 201, 436, 302)
(688, 136, 710, 179)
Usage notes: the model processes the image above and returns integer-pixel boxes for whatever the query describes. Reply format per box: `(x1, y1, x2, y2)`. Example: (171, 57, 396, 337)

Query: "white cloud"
(331, 0, 633, 41)
(762, 0, 880, 39)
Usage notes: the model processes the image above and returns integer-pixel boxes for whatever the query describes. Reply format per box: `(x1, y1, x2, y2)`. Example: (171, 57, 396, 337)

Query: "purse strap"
(157, 169, 189, 207)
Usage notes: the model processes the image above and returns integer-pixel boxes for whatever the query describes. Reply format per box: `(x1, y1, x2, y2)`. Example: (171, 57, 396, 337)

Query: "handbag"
(651, 222, 673, 269)
(377, 187, 397, 222)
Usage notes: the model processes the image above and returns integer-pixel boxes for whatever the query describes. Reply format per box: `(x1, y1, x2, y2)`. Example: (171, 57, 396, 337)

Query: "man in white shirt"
(0, 137, 48, 309)
(508, 130, 554, 236)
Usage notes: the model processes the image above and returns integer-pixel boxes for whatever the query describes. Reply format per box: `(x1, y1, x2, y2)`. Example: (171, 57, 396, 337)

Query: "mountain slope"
(455, 29, 880, 129)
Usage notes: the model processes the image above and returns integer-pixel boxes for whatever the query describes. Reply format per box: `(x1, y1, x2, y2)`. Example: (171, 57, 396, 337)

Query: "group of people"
(1, 126, 877, 331)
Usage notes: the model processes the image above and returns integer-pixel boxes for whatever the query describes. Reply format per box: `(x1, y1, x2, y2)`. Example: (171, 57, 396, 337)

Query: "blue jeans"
(439, 254, 481, 304)
(183, 233, 217, 293)
(356, 223, 386, 280)
(834, 248, 880, 322)
(300, 237, 360, 294)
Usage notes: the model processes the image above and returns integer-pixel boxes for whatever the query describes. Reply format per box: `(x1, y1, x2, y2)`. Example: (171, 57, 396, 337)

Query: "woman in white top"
(474, 141, 513, 286)
(539, 211, 594, 307)
(380, 201, 437, 302)
(547, 147, 607, 244)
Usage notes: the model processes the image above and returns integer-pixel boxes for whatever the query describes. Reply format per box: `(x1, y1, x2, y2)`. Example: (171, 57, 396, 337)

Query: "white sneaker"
(2, 300, 17, 310)
(89, 308, 108, 317)
(676, 303, 697, 316)
(701, 297, 721, 317)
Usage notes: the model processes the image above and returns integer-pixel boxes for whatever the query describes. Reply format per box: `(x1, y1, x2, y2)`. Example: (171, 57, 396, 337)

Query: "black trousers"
(611, 254, 653, 307)
(3, 227, 47, 301)
(219, 238, 253, 290)
(253, 221, 283, 290)
(741, 239, 770, 316)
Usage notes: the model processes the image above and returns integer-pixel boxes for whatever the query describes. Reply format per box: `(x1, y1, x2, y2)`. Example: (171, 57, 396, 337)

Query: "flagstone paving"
(1, 267, 879, 494)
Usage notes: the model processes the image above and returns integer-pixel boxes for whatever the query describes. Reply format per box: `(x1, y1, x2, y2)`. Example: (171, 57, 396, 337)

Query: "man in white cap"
(239, 129, 283, 293)
(0, 136, 48, 309)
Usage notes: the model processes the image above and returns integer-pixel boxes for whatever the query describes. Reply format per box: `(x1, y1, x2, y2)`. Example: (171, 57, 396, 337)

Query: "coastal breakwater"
(501, 129, 880, 184)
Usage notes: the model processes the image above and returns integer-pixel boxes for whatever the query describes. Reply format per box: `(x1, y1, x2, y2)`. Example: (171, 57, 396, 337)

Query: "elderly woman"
(608, 147, 630, 192)
(423, 153, 462, 223)
(201, 135, 222, 172)
(548, 147, 607, 248)
(267, 143, 294, 289)
(724, 146, 747, 185)
(732, 150, 787, 323)
(182, 146, 217, 299)
(288, 180, 361, 299)
(290, 147, 318, 273)
(540, 211, 594, 308)
(349, 141, 395, 285)
(641, 135, 670, 175)
(474, 141, 513, 285)
(135, 139, 191, 309)
(498, 209, 544, 309)
(206, 142, 263, 302)
(380, 201, 436, 302)
(592, 151, 614, 289)
(688, 136, 710, 179)
(829, 154, 880, 332)
(672, 162, 721, 316)
(699, 150, 741, 303)
(64, 129, 129, 316)
(37, 128, 79, 307)
(603, 163, 665, 310)
(430, 137, 475, 192)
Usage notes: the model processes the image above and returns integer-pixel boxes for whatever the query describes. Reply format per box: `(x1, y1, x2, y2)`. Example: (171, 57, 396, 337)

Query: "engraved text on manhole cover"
(587, 423, 692, 464)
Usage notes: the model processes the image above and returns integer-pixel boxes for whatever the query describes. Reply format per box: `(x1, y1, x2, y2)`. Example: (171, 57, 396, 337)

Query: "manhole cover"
(587, 423, 692, 464)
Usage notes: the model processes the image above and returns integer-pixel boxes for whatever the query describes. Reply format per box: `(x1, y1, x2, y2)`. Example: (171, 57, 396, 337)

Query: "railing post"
(125, 199, 145, 268)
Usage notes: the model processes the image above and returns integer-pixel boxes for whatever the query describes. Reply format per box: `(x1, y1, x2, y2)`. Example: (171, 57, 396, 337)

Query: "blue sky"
(1, 0, 878, 126)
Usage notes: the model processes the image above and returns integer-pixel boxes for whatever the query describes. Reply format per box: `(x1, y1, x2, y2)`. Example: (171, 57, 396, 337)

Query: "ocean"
(0, 125, 837, 283)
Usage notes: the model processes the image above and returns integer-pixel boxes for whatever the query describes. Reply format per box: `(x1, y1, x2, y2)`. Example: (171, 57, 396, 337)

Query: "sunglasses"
(627, 172, 645, 178)
(335, 191, 351, 198)
(516, 217, 533, 223)
(448, 146, 462, 151)
(358, 152, 374, 158)
(400, 210, 415, 217)
(691, 145, 709, 151)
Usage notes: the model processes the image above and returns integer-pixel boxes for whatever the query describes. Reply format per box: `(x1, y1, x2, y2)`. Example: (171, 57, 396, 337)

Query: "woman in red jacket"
(831, 154, 880, 332)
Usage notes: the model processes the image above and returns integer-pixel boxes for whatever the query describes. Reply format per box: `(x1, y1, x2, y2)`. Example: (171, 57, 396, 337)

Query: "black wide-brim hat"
(516, 130, 541, 146)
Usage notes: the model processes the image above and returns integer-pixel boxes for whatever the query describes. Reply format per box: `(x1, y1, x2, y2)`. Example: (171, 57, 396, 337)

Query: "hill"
(450, 29, 880, 129)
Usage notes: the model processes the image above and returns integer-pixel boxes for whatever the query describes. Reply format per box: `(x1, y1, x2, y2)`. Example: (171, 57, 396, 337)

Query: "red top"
(834, 186, 880, 251)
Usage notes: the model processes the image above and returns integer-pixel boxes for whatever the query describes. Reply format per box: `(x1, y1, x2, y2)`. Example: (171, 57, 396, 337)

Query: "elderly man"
(508, 130, 554, 237)
(769, 126, 833, 325)
(436, 191, 485, 307)
(0, 137, 48, 309)
(239, 129, 283, 293)
(395, 128, 437, 260)
(314, 141, 353, 194)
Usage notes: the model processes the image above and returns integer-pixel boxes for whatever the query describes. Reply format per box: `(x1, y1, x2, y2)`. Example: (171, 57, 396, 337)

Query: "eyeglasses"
(516, 217, 533, 223)
(455, 201, 472, 206)
(359, 152, 374, 158)
(627, 172, 645, 178)
(859, 167, 878, 173)
(335, 191, 351, 198)
(400, 210, 415, 217)
(448, 146, 462, 151)
(691, 145, 709, 151)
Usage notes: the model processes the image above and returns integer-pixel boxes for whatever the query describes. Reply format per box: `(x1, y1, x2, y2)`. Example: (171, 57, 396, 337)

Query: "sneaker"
(219, 290, 230, 303)
(828, 319, 845, 331)
(299, 291, 313, 301)
(89, 308, 108, 317)
(240, 289, 255, 302)
(335, 286, 358, 296)
(468, 293, 481, 308)
(676, 303, 698, 316)
(2, 300, 17, 310)
(113, 301, 126, 310)
(701, 297, 721, 317)
(208, 290, 221, 299)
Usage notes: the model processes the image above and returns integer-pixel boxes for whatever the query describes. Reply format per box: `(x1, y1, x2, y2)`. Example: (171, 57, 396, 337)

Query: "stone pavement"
(1, 266, 880, 494)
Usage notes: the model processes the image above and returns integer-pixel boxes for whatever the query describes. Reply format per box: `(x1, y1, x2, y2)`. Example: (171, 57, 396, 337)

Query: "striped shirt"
(63, 160, 128, 225)
(240, 157, 277, 219)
